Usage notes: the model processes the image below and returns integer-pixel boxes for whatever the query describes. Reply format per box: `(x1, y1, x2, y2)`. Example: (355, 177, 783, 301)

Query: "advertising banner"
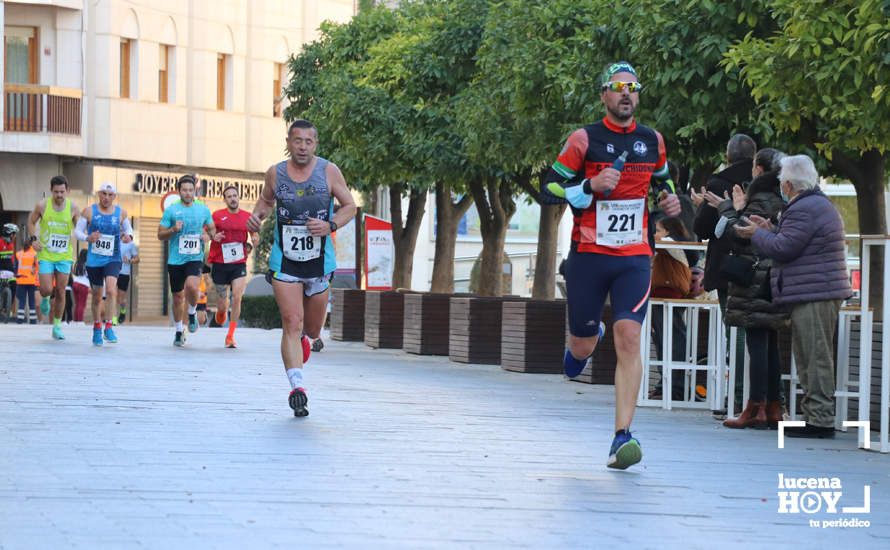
(364, 214, 393, 290)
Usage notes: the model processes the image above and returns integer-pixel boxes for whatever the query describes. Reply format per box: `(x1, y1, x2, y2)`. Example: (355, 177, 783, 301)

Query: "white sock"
(175, 321, 184, 332)
(187, 304, 197, 315)
(286, 368, 304, 390)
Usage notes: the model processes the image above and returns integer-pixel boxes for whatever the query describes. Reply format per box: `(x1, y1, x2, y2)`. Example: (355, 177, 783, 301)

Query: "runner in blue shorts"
(542, 61, 681, 470)
(75, 182, 134, 346)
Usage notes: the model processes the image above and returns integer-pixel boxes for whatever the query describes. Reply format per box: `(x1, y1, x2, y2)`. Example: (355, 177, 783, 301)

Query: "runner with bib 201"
(542, 61, 681, 470)
(158, 175, 216, 347)
(248, 119, 356, 418)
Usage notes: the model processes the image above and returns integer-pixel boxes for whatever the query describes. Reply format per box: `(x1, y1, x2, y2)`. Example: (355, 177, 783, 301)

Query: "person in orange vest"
(15, 236, 40, 324)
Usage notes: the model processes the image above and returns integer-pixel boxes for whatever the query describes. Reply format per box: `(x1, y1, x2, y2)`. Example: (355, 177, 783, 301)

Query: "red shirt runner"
(209, 209, 251, 265)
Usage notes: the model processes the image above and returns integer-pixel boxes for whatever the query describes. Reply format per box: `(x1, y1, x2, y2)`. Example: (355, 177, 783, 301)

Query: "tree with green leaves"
(725, 0, 890, 308)
(285, 7, 430, 289)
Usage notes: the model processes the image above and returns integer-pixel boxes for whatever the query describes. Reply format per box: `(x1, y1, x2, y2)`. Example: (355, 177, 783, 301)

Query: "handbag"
(719, 253, 758, 287)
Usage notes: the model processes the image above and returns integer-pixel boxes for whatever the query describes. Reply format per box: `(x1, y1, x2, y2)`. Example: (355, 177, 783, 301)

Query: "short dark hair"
(288, 119, 317, 136)
(726, 134, 756, 163)
(223, 185, 239, 197)
(50, 175, 69, 189)
(177, 174, 197, 190)
(754, 148, 785, 173)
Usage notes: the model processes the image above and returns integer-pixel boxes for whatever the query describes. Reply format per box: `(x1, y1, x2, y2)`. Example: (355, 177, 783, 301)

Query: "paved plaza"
(1, 323, 888, 549)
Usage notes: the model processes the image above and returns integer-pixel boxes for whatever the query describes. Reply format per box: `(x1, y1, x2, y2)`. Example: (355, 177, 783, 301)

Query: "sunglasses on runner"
(601, 81, 643, 93)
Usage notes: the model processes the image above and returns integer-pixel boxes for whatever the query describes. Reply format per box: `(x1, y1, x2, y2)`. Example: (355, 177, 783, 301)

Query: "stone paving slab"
(1, 324, 888, 549)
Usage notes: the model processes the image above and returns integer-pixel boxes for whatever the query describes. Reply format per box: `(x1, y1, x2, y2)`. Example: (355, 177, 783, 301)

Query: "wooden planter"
(364, 291, 407, 349)
(450, 296, 524, 364)
(501, 300, 567, 373)
(330, 288, 365, 341)
(403, 292, 453, 355)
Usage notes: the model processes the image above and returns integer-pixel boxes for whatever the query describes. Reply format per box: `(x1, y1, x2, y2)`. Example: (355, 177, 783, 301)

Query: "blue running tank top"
(268, 158, 336, 278)
(86, 204, 122, 267)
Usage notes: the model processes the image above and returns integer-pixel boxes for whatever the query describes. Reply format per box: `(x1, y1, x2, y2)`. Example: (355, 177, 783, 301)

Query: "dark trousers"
(719, 288, 747, 408)
(745, 327, 781, 402)
(16, 284, 37, 324)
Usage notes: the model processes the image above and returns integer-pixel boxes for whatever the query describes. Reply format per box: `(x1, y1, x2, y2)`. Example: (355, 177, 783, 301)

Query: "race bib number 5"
(595, 198, 645, 247)
(282, 225, 320, 262)
(93, 234, 115, 256)
(222, 242, 245, 264)
(178, 234, 201, 255)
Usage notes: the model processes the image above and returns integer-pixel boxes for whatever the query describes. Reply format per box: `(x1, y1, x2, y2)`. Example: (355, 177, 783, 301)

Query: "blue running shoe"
(562, 322, 605, 378)
(92, 327, 103, 346)
(52, 324, 65, 340)
(104, 326, 118, 343)
(607, 430, 642, 470)
(188, 313, 198, 333)
(563, 349, 588, 378)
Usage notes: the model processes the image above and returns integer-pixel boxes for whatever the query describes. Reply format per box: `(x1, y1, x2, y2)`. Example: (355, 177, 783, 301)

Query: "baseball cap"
(98, 182, 117, 194)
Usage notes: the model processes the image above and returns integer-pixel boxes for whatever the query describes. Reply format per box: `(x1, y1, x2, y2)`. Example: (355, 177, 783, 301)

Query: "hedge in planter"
(240, 295, 281, 329)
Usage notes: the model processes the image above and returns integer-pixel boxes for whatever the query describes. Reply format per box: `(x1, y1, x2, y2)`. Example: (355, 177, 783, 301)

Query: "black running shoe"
(311, 338, 324, 352)
(174, 331, 185, 347)
(288, 388, 309, 417)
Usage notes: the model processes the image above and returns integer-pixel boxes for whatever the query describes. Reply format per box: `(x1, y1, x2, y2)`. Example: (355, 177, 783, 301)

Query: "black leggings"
(746, 327, 781, 402)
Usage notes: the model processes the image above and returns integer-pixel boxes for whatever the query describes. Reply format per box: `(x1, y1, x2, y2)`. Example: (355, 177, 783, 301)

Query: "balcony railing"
(3, 84, 82, 135)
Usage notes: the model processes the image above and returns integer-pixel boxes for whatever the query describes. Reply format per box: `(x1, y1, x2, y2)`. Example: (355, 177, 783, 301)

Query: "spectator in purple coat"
(735, 154, 852, 439)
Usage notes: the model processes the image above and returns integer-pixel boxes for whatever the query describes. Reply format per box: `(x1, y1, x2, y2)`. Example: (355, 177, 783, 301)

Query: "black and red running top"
(545, 117, 672, 257)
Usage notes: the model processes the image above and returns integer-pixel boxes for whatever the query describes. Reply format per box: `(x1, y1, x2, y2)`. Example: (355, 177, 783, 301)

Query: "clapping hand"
(748, 214, 775, 231)
(703, 190, 730, 208)
(690, 186, 706, 207)
(732, 184, 746, 211)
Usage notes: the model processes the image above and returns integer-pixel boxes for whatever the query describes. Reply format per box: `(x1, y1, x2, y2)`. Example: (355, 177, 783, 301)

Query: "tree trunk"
(430, 181, 473, 293)
(389, 184, 427, 290)
(831, 149, 887, 317)
(515, 170, 567, 300)
(468, 178, 516, 296)
(532, 203, 566, 299)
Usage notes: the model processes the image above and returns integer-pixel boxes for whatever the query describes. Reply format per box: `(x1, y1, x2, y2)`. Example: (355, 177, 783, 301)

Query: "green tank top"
(38, 199, 74, 262)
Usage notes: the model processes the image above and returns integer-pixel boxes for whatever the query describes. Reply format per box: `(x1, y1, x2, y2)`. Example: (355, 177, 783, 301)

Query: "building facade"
(1, 0, 357, 320)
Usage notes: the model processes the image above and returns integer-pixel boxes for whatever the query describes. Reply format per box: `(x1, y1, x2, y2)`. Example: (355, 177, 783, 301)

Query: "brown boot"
(765, 400, 785, 429)
(723, 400, 768, 429)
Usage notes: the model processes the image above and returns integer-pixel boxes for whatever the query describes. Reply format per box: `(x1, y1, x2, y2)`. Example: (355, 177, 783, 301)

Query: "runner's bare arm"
(27, 201, 46, 251)
(248, 167, 276, 232)
(327, 163, 356, 229)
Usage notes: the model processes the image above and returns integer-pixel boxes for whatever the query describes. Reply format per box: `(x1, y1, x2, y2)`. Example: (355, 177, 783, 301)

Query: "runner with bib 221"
(542, 61, 681, 470)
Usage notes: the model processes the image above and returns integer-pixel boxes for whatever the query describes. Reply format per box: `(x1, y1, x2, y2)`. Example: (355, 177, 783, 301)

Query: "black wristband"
(582, 178, 593, 195)
(329, 220, 338, 233)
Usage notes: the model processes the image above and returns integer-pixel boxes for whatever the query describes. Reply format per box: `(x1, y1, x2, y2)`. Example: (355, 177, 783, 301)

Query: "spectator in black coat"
(691, 134, 756, 309)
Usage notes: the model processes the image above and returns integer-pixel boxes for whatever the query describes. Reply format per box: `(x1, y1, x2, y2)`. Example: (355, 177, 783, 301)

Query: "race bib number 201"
(178, 234, 201, 255)
(282, 225, 320, 262)
(595, 198, 645, 247)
